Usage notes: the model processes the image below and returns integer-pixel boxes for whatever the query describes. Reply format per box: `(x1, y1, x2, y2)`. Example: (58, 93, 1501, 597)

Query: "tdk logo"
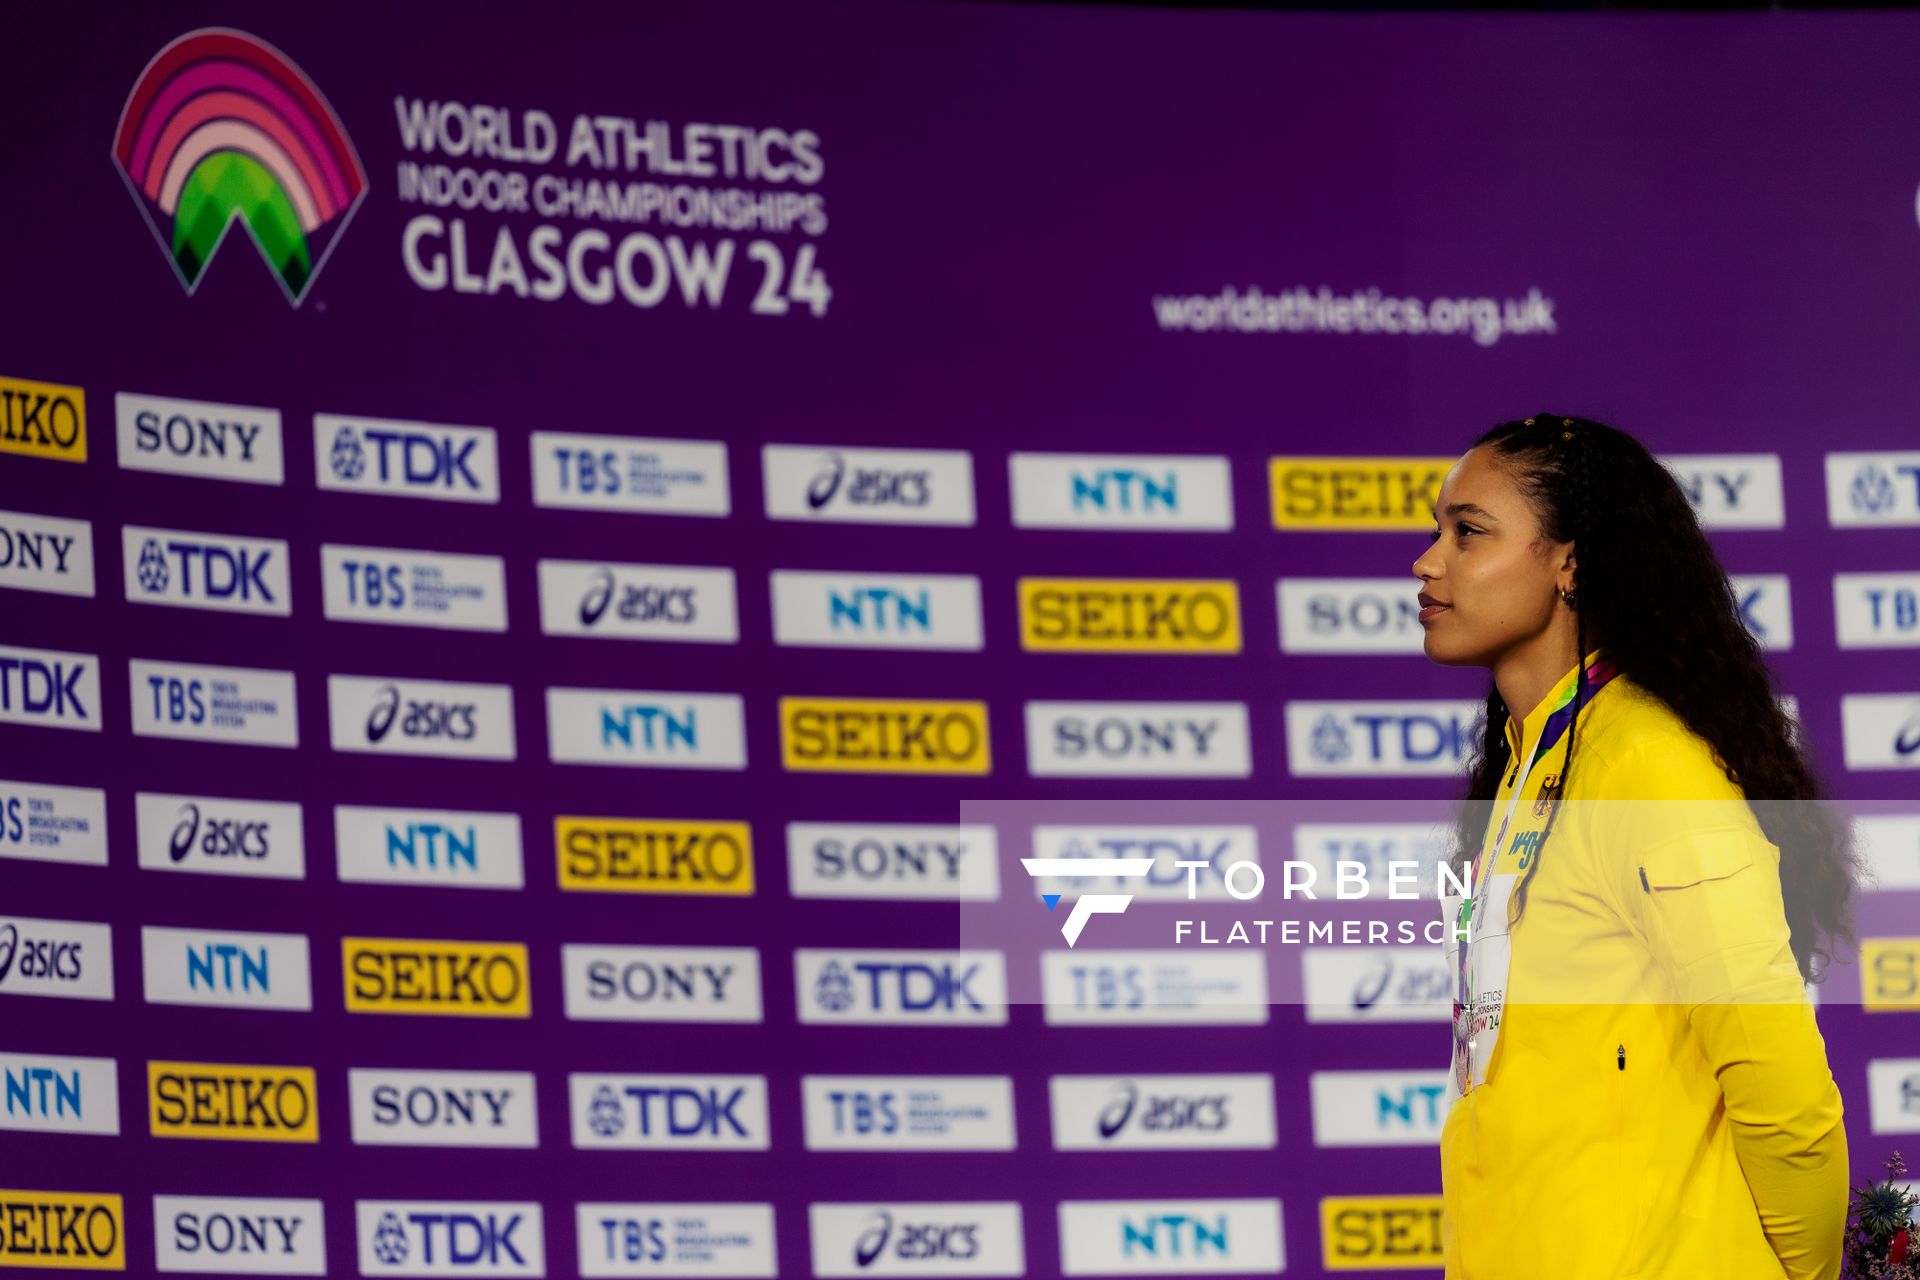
(1286, 700, 1483, 777)
(153, 1195, 326, 1275)
(0, 644, 99, 732)
(1021, 855, 1153, 946)
(808, 1203, 1024, 1279)
(795, 949, 1008, 1026)
(116, 392, 286, 486)
(1836, 573, 1920, 649)
(0, 1051, 120, 1136)
(315, 415, 500, 504)
(569, 1073, 770, 1149)
(122, 525, 289, 615)
(1009, 452, 1234, 531)
(328, 676, 516, 760)
(0, 508, 94, 597)
(356, 1202, 543, 1278)
(141, 926, 313, 1012)
(1829, 451, 1920, 527)
(349, 1069, 538, 1149)
(771, 571, 984, 651)
(135, 792, 306, 880)
(764, 444, 976, 526)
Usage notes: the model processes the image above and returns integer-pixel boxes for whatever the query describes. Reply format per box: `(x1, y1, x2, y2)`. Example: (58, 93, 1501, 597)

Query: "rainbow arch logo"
(112, 28, 367, 306)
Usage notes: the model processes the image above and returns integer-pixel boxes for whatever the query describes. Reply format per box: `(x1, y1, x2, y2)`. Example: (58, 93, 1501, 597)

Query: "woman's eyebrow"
(1433, 502, 1501, 522)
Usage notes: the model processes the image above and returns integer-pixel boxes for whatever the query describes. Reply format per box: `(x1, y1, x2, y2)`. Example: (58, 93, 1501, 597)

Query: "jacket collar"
(1502, 647, 1608, 763)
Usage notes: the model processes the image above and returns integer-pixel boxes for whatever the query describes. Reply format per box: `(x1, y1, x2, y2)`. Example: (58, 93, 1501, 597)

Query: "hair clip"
(1561, 418, 1573, 427)
(1523, 417, 1536, 426)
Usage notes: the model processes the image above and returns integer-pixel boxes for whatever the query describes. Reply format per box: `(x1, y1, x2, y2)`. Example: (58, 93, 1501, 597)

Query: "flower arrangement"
(1845, 1150, 1920, 1280)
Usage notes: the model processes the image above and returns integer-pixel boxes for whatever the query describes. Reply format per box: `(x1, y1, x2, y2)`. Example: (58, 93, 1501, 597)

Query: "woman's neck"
(1493, 625, 1584, 748)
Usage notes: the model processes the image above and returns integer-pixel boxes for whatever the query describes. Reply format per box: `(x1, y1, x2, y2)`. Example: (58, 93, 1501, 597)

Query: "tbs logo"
(1021, 856, 1153, 946)
(367, 683, 477, 744)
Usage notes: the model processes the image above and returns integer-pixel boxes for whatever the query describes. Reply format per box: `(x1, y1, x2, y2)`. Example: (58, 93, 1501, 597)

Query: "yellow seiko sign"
(342, 938, 530, 1017)
(780, 696, 990, 775)
(1018, 577, 1242, 653)
(1270, 456, 1453, 530)
(555, 817, 755, 895)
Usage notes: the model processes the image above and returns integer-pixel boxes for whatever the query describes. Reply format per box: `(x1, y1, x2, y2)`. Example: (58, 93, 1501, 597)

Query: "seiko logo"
(148, 1062, 318, 1141)
(0, 1192, 123, 1269)
(0, 376, 87, 463)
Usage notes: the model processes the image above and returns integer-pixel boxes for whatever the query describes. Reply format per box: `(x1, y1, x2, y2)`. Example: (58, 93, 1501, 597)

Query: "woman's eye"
(1456, 525, 1478, 539)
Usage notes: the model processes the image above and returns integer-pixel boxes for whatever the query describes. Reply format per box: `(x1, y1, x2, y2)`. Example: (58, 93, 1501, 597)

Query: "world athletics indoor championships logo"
(111, 28, 368, 306)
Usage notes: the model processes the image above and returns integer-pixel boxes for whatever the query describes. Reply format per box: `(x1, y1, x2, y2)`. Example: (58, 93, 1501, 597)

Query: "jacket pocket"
(1635, 833, 1762, 972)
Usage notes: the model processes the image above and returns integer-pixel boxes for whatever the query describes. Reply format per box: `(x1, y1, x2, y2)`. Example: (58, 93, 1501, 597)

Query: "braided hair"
(1448, 413, 1860, 981)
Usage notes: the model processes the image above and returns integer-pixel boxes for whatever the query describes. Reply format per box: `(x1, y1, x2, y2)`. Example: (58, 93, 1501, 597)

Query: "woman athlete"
(1411, 414, 1859, 1279)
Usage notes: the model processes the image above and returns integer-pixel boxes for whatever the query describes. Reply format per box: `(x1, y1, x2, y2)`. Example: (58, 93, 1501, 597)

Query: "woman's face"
(1410, 445, 1573, 667)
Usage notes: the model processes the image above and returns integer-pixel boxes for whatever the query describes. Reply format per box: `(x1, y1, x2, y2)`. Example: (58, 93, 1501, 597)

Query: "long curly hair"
(1449, 413, 1859, 982)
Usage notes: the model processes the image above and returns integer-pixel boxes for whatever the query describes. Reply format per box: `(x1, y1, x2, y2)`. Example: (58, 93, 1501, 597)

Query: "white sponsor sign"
(122, 524, 290, 615)
(0, 916, 113, 1000)
(0, 778, 107, 866)
(135, 792, 305, 879)
(1858, 816, 1920, 891)
(1057, 1199, 1284, 1275)
(354, 1200, 544, 1277)
(808, 1203, 1024, 1278)
(1660, 452, 1785, 529)
(574, 1202, 778, 1278)
(771, 571, 983, 650)
(1291, 822, 1451, 899)
(537, 559, 738, 642)
(1048, 1074, 1275, 1151)
(546, 687, 747, 769)
(0, 1051, 119, 1135)
(1309, 1069, 1451, 1146)
(1728, 573, 1793, 650)
(153, 1195, 326, 1274)
(568, 1073, 770, 1150)
(1026, 701, 1252, 778)
(140, 926, 312, 1011)
(1041, 950, 1268, 1026)
(764, 445, 975, 526)
(531, 431, 730, 516)
(327, 676, 516, 761)
(0, 507, 93, 596)
(321, 544, 507, 631)
(1286, 700, 1482, 777)
(1868, 1058, 1920, 1134)
(1841, 694, 1920, 770)
(795, 949, 1008, 1026)
(1277, 577, 1424, 654)
(801, 1076, 1016, 1151)
(1302, 946, 1452, 1024)
(130, 658, 297, 746)
(786, 823, 1001, 901)
(334, 806, 525, 889)
(117, 392, 285, 486)
(1029, 825, 1257, 903)
(1827, 451, 1920, 527)
(348, 1069, 539, 1148)
(0, 644, 100, 732)
(562, 944, 763, 1023)
(316, 414, 500, 503)
(1010, 452, 1233, 531)
(1835, 572, 1920, 649)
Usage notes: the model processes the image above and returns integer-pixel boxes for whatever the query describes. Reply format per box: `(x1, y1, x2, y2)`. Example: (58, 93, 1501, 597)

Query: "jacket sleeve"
(1604, 742, 1849, 1280)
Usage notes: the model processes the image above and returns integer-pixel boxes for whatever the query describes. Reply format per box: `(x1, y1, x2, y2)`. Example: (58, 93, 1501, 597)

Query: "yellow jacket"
(1439, 651, 1848, 1279)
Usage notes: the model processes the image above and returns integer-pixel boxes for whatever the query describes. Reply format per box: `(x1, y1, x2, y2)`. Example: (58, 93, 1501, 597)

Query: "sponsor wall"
(3, 4, 1920, 1276)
